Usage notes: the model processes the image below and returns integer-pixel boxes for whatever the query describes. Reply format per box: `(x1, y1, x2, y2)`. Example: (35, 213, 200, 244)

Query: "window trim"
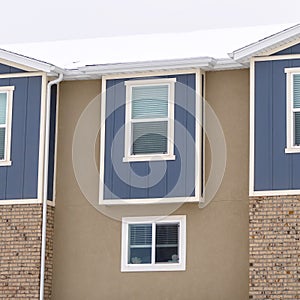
(121, 215, 186, 272)
(123, 78, 176, 162)
(0, 86, 14, 166)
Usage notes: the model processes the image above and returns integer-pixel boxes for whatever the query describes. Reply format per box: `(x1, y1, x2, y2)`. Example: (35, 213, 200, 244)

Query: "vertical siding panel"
(0, 170, 7, 199)
(0, 64, 25, 74)
(112, 80, 130, 199)
(291, 44, 300, 54)
(292, 152, 300, 188)
(272, 60, 290, 189)
(290, 59, 300, 189)
(148, 161, 167, 198)
(6, 77, 28, 199)
(272, 42, 300, 56)
(274, 48, 292, 55)
(23, 77, 41, 199)
(167, 75, 187, 198)
(0, 64, 11, 74)
(0, 78, 10, 199)
(254, 62, 272, 190)
(103, 80, 115, 199)
(129, 162, 148, 199)
(9, 66, 24, 73)
(186, 74, 196, 197)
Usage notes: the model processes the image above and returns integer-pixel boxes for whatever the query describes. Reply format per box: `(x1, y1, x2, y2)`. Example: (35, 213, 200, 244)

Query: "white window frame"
(123, 78, 176, 162)
(285, 68, 300, 153)
(121, 215, 186, 272)
(0, 86, 14, 166)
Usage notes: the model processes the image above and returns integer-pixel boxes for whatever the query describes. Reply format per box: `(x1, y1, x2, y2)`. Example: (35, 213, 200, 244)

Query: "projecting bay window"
(121, 216, 186, 272)
(123, 78, 176, 162)
(0, 86, 14, 166)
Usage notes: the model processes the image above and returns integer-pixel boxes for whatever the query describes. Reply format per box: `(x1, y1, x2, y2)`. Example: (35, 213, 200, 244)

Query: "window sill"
(0, 160, 12, 166)
(100, 196, 200, 205)
(123, 154, 175, 163)
(121, 263, 185, 272)
(285, 147, 300, 153)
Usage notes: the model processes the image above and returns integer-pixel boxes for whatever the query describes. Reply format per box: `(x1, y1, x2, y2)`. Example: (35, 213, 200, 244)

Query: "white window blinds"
(131, 85, 169, 155)
(293, 74, 300, 145)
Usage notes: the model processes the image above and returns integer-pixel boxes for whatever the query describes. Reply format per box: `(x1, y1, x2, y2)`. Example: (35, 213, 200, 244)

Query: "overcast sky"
(1, 0, 300, 44)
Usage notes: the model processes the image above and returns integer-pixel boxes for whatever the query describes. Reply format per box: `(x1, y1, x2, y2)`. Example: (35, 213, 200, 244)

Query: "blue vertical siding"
(0, 63, 26, 74)
(272, 42, 300, 55)
(103, 74, 196, 200)
(254, 59, 300, 191)
(47, 85, 57, 201)
(0, 75, 42, 200)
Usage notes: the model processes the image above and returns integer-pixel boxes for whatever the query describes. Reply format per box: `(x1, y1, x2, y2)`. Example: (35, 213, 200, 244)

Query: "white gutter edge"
(62, 58, 246, 80)
(0, 48, 64, 73)
(39, 73, 63, 300)
(230, 24, 300, 62)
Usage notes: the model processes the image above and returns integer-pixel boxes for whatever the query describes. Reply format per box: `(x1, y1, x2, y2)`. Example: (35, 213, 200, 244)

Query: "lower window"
(121, 215, 186, 272)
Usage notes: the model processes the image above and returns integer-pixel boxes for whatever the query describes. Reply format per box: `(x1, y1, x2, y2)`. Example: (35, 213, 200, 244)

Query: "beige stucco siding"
(52, 69, 249, 300)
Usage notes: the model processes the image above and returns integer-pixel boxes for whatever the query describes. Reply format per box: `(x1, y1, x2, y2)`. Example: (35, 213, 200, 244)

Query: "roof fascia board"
(0, 48, 64, 74)
(231, 24, 300, 62)
(79, 57, 214, 73)
(63, 58, 246, 80)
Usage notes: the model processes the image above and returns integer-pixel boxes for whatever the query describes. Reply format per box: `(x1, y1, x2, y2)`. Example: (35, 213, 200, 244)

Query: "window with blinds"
(124, 79, 176, 162)
(293, 74, 300, 146)
(0, 87, 14, 164)
(0, 92, 7, 160)
(122, 216, 186, 272)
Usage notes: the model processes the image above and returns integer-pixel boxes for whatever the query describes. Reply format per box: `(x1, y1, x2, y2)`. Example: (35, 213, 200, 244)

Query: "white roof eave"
(230, 24, 300, 63)
(0, 48, 65, 75)
(62, 57, 246, 80)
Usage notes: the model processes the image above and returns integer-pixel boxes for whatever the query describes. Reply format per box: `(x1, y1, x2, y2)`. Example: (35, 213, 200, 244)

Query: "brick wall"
(249, 196, 300, 299)
(45, 206, 54, 299)
(0, 204, 54, 300)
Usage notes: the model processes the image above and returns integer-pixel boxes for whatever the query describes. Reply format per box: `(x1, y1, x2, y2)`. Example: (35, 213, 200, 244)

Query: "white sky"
(0, 1, 299, 66)
(0, 0, 299, 43)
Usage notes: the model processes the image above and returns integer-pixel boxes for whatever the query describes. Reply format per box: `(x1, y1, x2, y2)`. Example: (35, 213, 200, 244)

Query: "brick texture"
(249, 196, 300, 299)
(0, 204, 54, 300)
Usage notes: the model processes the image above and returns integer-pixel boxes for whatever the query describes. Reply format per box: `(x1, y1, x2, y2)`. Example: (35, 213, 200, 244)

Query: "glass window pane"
(128, 224, 152, 264)
(128, 247, 152, 264)
(0, 93, 7, 125)
(155, 223, 179, 263)
(294, 112, 300, 145)
(0, 128, 6, 160)
(132, 85, 168, 119)
(132, 121, 168, 155)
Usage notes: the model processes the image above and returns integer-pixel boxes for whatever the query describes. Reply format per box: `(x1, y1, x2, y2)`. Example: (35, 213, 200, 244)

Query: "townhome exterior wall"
(250, 42, 300, 298)
(51, 69, 250, 300)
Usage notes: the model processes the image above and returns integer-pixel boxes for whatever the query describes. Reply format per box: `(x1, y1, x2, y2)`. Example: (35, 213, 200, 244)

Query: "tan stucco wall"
(52, 69, 249, 300)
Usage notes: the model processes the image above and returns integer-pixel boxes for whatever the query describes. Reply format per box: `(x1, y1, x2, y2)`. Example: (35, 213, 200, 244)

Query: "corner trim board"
(249, 58, 255, 196)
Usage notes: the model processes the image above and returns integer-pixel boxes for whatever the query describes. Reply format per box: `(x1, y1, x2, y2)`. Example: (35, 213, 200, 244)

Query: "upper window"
(121, 215, 186, 272)
(123, 78, 176, 162)
(0, 86, 14, 165)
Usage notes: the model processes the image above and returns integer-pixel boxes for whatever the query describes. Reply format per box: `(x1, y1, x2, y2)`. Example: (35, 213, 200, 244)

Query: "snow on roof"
(0, 23, 295, 69)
